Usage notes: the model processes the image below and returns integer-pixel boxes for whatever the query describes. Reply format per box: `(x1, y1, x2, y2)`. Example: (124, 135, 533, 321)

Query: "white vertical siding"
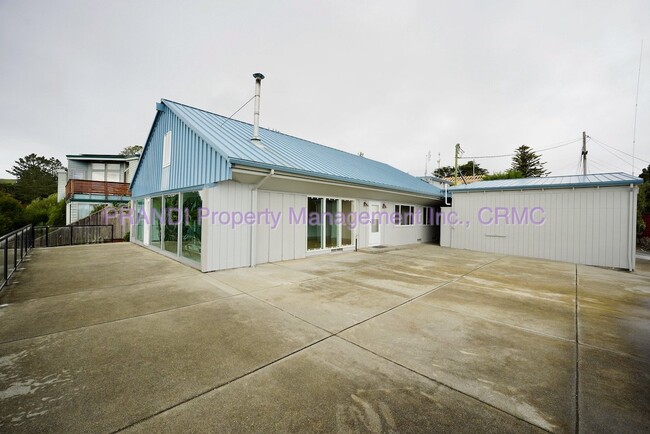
(441, 186, 636, 269)
(255, 191, 306, 264)
(371, 202, 434, 247)
(202, 181, 253, 272)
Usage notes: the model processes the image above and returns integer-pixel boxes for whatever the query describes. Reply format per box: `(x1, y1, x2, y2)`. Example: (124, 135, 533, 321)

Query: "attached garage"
(440, 173, 642, 270)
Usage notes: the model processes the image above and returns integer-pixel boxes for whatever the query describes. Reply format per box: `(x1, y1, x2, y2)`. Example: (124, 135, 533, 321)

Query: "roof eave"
(231, 160, 444, 199)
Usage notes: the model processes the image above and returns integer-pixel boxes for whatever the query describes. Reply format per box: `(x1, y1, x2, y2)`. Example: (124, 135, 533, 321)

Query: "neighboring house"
(57, 154, 139, 224)
(420, 175, 452, 190)
(443, 174, 485, 185)
(441, 173, 642, 270)
(129, 99, 444, 272)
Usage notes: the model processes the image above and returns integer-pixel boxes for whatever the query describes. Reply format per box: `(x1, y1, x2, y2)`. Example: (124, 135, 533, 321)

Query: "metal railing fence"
(1, 225, 34, 292)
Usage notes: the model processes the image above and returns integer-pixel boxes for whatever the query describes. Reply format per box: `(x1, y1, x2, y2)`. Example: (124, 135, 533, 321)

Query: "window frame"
(394, 204, 415, 226)
(162, 131, 172, 168)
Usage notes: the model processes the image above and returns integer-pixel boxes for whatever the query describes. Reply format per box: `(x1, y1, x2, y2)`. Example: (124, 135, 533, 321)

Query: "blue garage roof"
(449, 172, 643, 192)
(160, 99, 442, 198)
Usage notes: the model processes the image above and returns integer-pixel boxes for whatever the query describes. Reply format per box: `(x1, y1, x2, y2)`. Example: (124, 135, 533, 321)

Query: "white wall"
(202, 181, 253, 272)
(256, 191, 307, 264)
(441, 186, 638, 269)
(381, 203, 435, 247)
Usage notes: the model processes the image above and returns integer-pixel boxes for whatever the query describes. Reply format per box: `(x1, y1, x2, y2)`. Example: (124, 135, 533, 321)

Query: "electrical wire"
(589, 137, 650, 165)
(459, 137, 582, 159)
(219, 95, 256, 127)
(590, 140, 639, 168)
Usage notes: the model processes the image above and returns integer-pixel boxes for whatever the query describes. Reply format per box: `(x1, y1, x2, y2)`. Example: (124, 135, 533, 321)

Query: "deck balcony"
(65, 179, 131, 200)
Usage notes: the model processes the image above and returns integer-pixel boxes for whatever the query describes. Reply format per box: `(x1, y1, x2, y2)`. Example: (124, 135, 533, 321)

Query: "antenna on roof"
(251, 73, 265, 145)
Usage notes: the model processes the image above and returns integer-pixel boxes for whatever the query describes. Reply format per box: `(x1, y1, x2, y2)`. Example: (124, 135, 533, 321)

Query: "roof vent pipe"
(251, 73, 265, 143)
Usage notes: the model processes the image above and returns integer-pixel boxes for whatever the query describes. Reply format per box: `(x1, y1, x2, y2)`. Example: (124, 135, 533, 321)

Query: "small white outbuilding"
(440, 173, 642, 270)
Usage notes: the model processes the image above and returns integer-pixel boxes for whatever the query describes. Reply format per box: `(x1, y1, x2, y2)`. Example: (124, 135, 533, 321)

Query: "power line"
(219, 95, 256, 127)
(591, 141, 634, 168)
(590, 137, 650, 165)
(459, 137, 581, 159)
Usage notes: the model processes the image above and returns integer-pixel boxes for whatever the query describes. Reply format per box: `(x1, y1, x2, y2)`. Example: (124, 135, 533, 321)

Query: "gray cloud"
(1, 0, 648, 178)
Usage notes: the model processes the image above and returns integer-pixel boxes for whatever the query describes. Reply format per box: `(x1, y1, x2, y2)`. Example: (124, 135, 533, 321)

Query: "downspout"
(628, 184, 636, 271)
(250, 169, 275, 267)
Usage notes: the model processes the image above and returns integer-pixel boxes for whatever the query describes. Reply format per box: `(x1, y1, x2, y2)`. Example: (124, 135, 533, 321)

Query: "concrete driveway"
(0, 243, 648, 433)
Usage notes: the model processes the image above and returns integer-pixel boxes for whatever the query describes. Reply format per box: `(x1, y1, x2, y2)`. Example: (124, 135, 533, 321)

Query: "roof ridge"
(161, 98, 381, 165)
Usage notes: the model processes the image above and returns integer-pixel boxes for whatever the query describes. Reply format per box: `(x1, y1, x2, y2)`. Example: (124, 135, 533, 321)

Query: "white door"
(368, 202, 382, 246)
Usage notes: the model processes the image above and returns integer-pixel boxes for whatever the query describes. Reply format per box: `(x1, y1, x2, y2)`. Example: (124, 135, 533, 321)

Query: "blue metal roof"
(158, 99, 443, 198)
(449, 172, 643, 192)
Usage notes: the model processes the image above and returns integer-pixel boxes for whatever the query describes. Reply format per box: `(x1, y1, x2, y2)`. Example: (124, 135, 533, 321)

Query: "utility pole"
(454, 144, 461, 185)
(437, 152, 441, 169)
(581, 131, 588, 175)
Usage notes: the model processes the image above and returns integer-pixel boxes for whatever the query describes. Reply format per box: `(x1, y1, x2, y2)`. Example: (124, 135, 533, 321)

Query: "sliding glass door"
(307, 197, 353, 251)
(144, 191, 202, 265)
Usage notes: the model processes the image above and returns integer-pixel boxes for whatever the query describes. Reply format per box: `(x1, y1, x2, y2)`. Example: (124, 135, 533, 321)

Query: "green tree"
(47, 197, 66, 226)
(7, 154, 64, 204)
(119, 145, 142, 156)
(24, 194, 66, 226)
(511, 145, 549, 177)
(637, 165, 650, 238)
(639, 164, 650, 183)
(483, 169, 525, 180)
(433, 161, 488, 178)
(0, 192, 25, 234)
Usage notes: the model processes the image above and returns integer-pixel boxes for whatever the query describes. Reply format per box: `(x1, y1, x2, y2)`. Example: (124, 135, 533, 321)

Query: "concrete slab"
(1, 243, 649, 433)
(252, 278, 408, 333)
(2, 244, 196, 302)
(578, 345, 650, 433)
(0, 296, 327, 433)
(205, 262, 316, 293)
(340, 303, 576, 432)
(460, 257, 576, 305)
(334, 263, 450, 298)
(0, 274, 241, 344)
(577, 264, 650, 316)
(122, 337, 544, 434)
(416, 281, 576, 340)
(274, 251, 399, 277)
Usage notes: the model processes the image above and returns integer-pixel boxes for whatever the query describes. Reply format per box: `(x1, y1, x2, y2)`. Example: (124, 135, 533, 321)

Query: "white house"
(129, 98, 444, 271)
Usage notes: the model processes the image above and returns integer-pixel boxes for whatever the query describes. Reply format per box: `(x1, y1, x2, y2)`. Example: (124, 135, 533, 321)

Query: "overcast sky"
(1, 0, 649, 179)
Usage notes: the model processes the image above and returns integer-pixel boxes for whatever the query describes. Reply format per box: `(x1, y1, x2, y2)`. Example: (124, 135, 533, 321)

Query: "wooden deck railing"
(65, 180, 131, 199)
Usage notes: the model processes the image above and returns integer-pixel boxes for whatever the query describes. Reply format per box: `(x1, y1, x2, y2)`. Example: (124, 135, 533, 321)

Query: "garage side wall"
(256, 191, 307, 264)
(202, 181, 253, 271)
(441, 186, 636, 269)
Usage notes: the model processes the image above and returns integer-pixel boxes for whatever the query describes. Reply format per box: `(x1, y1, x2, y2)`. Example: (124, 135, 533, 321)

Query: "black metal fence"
(33, 225, 114, 248)
(1, 225, 34, 292)
(1, 224, 115, 291)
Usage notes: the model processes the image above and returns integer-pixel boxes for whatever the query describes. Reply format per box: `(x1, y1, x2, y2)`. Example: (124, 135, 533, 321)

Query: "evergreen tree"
(511, 145, 549, 177)
(7, 154, 64, 204)
(119, 145, 143, 156)
(433, 161, 488, 178)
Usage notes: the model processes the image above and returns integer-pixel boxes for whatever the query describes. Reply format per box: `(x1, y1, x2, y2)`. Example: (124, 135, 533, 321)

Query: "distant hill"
(0, 179, 17, 184)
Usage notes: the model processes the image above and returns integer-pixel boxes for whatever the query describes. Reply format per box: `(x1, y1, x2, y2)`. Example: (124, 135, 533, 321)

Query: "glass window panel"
(150, 197, 163, 248)
(91, 171, 105, 181)
(91, 163, 105, 170)
(341, 200, 352, 246)
(325, 198, 339, 248)
(136, 200, 144, 241)
(394, 205, 401, 225)
(181, 192, 202, 263)
(106, 171, 120, 182)
(307, 197, 322, 250)
(164, 194, 179, 254)
(106, 163, 121, 171)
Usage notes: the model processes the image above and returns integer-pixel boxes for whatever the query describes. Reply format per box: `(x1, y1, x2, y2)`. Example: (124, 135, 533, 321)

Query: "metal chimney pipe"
(252, 73, 265, 142)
